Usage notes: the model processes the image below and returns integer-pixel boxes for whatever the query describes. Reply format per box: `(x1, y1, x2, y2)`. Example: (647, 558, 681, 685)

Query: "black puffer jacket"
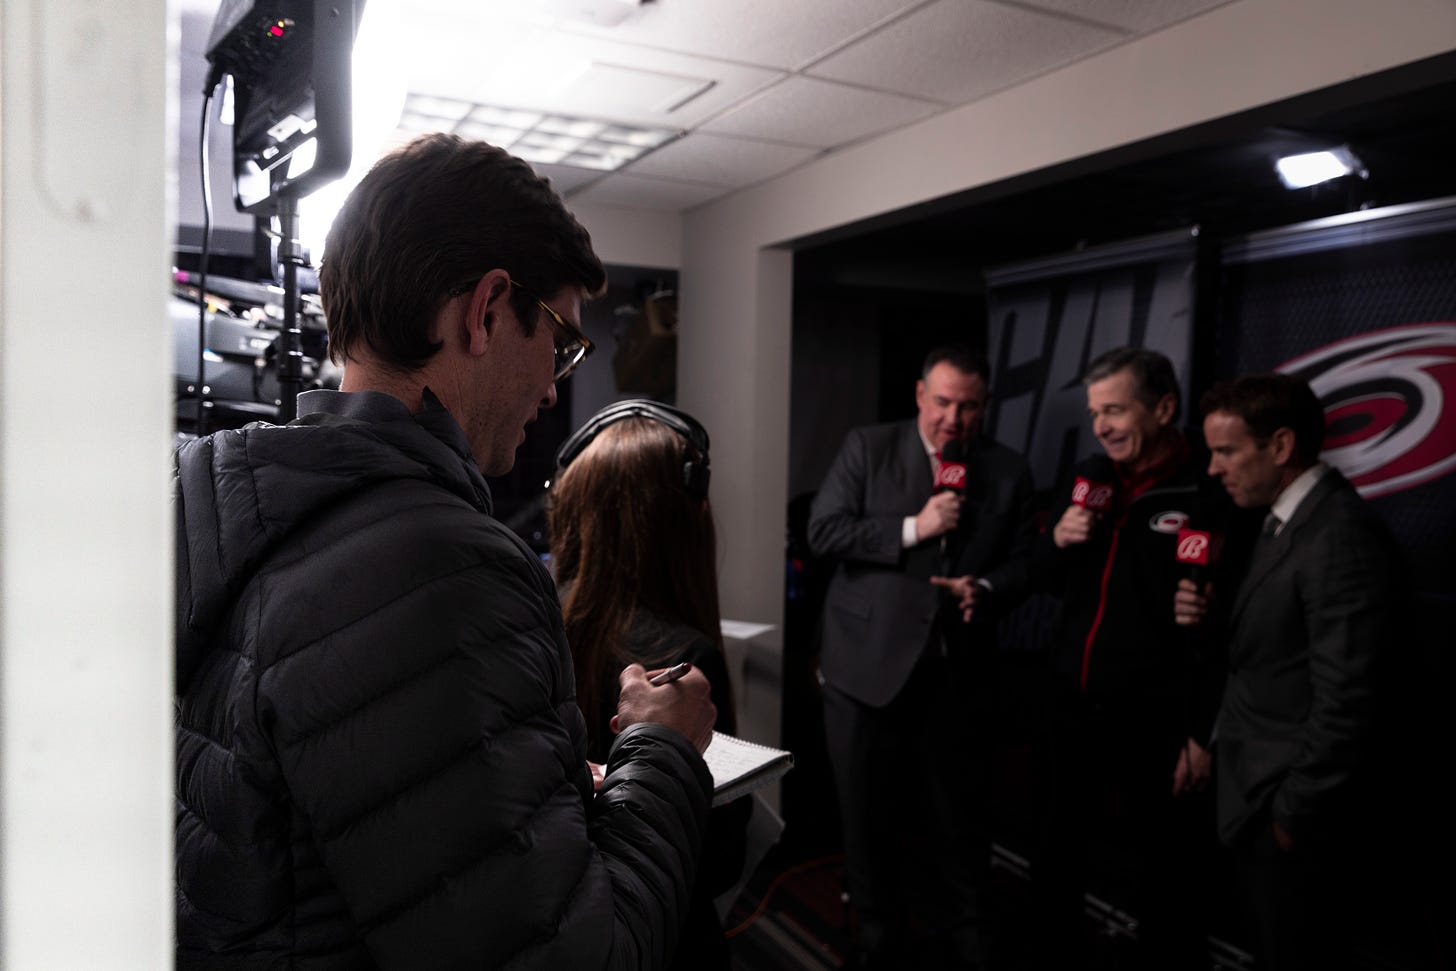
(174, 389, 712, 970)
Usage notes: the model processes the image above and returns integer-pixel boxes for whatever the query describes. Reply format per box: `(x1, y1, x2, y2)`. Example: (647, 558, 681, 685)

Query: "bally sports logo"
(934, 462, 968, 491)
(1071, 477, 1114, 512)
(1281, 323, 1456, 498)
(1175, 529, 1212, 564)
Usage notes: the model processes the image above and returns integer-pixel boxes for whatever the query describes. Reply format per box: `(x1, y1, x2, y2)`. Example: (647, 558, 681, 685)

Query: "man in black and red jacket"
(1019, 346, 1253, 970)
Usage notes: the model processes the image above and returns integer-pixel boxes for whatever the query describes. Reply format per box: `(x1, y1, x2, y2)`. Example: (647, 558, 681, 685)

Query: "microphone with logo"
(933, 439, 968, 571)
(1174, 526, 1221, 587)
(1175, 487, 1226, 589)
(1051, 455, 1115, 550)
(1070, 456, 1116, 516)
(1174, 507, 1224, 632)
(1175, 506, 1225, 633)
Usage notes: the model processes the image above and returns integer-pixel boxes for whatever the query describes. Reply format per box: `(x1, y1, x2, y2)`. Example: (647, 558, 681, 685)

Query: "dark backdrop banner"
(1218, 200, 1456, 619)
(984, 228, 1199, 495)
(982, 230, 1198, 654)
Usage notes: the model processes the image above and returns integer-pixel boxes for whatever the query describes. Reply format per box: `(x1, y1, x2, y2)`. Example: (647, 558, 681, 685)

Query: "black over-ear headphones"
(553, 398, 711, 499)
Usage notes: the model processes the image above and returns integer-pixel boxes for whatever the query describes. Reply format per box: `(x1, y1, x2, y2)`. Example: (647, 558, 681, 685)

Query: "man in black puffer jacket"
(174, 133, 717, 969)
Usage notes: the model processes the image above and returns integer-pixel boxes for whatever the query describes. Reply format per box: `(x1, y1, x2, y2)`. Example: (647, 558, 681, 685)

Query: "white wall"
(0, 0, 174, 966)
(572, 202, 682, 272)
(677, 0, 1456, 628)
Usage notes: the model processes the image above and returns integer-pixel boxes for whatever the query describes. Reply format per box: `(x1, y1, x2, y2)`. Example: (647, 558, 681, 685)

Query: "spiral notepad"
(703, 731, 794, 807)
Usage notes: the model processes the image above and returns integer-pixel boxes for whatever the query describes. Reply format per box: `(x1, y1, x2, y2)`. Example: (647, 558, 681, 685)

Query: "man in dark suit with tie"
(1178, 372, 1401, 971)
(808, 345, 1036, 970)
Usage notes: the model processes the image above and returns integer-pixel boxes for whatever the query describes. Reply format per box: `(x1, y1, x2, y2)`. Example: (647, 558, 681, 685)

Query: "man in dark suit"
(808, 345, 1036, 970)
(1178, 373, 1401, 971)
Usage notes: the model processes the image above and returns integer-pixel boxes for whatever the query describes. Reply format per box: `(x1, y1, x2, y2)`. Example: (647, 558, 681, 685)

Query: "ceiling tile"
(571, 172, 731, 210)
(397, 8, 783, 129)
(565, 0, 927, 70)
(808, 0, 1125, 104)
(528, 163, 604, 195)
(1015, 0, 1239, 33)
(556, 62, 716, 115)
(626, 132, 821, 187)
(700, 76, 942, 149)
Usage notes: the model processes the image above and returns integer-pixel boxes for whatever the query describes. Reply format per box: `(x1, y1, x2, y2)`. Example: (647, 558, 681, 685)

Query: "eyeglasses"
(448, 277, 594, 382)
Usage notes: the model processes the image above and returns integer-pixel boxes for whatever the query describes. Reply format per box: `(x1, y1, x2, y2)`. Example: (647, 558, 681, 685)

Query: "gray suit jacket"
(1216, 468, 1401, 847)
(807, 421, 1036, 707)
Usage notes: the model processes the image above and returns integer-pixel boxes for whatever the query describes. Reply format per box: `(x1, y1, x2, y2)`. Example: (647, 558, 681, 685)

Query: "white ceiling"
(180, 0, 1240, 214)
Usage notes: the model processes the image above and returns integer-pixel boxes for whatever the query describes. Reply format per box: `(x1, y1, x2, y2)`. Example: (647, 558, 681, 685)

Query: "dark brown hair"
(548, 416, 724, 748)
(319, 133, 607, 369)
(922, 344, 989, 383)
(1200, 373, 1326, 466)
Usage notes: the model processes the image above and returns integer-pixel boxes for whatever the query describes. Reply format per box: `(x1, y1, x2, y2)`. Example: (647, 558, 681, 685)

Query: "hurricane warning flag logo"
(1280, 323, 1456, 498)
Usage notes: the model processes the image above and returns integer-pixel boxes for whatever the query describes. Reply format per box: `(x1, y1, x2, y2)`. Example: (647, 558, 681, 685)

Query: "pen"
(649, 662, 692, 686)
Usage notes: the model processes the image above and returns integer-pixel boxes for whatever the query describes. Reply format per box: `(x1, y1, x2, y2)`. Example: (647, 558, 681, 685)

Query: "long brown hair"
(548, 415, 723, 747)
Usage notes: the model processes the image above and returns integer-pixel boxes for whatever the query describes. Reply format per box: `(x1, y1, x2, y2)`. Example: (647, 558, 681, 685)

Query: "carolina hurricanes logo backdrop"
(1279, 323, 1456, 498)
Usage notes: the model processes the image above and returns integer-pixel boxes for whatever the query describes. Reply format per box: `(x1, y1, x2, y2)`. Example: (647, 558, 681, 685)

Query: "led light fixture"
(1275, 146, 1365, 190)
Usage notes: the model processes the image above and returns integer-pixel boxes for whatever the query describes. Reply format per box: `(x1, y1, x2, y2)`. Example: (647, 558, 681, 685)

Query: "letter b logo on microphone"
(935, 462, 967, 492)
(1072, 476, 1113, 512)
(1176, 530, 1210, 564)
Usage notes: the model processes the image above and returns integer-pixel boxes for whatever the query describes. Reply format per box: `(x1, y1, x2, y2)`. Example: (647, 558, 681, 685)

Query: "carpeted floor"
(721, 840, 1258, 971)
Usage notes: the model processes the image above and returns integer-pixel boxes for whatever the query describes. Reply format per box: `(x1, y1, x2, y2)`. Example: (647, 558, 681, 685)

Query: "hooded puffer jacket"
(174, 389, 711, 970)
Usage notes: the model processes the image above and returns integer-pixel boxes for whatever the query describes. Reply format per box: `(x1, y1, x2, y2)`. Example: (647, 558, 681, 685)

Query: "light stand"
(274, 194, 308, 421)
(204, 0, 362, 421)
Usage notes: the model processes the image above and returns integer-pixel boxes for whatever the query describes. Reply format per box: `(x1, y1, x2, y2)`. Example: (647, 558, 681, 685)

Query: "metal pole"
(274, 192, 306, 422)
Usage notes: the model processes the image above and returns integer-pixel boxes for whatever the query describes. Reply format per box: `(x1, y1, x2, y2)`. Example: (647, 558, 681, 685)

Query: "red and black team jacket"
(1031, 436, 1256, 746)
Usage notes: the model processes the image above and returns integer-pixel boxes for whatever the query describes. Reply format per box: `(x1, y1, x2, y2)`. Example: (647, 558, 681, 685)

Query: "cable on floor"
(725, 854, 844, 939)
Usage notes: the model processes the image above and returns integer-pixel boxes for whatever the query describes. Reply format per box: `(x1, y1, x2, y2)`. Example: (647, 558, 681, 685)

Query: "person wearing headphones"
(549, 399, 751, 971)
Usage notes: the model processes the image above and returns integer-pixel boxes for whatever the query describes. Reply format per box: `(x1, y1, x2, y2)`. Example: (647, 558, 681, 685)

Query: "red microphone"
(933, 441, 968, 571)
(1175, 527, 1223, 584)
(935, 439, 968, 495)
(1070, 476, 1114, 513)
(934, 459, 967, 494)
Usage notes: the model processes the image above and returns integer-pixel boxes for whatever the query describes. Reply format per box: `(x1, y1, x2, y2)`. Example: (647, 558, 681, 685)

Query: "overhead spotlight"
(1275, 146, 1365, 189)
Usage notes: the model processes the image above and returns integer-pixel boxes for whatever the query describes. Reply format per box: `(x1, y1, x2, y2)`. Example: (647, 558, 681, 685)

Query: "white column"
(1, 0, 174, 966)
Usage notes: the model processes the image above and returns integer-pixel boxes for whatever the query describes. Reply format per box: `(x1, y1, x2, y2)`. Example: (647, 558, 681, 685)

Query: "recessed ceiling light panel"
(388, 95, 679, 173)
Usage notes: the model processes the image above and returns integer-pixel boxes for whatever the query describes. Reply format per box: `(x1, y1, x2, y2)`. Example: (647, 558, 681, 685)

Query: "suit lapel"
(898, 422, 933, 501)
(1230, 528, 1289, 624)
(1229, 470, 1344, 624)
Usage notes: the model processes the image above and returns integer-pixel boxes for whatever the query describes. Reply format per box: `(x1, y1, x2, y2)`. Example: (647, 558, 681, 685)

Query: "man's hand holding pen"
(612, 662, 716, 754)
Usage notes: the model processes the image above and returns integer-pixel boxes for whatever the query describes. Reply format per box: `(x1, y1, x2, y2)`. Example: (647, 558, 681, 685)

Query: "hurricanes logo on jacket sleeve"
(1280, 323, 1456, 498)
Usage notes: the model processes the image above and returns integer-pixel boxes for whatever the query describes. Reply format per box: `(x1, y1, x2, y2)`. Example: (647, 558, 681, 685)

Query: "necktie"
(1262, 512, 1282, 538)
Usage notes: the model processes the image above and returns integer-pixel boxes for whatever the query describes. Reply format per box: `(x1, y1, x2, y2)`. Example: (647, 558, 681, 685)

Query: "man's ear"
(1154, 392, 1178, 426)
(1269, 426, 1297, 466)
(465, 272, 512, 357)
